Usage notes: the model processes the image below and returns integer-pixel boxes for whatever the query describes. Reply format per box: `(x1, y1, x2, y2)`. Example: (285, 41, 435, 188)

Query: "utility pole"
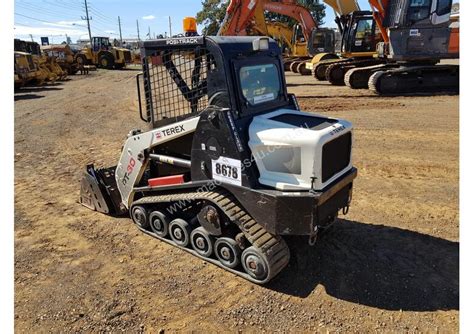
(148, 26, 151, 40)
(81, 0, 92, 44)
(168, 16, 172, 37)
(136, 19, 140, 41)
(29, 34, 34, 42)
(118, 16, 123, 44)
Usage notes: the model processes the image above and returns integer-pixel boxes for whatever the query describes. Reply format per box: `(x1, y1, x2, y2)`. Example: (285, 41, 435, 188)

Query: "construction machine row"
(14, 35, 133, 89)
(218, 0, 459, 95)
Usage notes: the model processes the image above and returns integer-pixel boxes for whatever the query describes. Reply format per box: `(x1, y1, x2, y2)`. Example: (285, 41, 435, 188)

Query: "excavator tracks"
(368, 64, 459, 95)
(313, 58, 351, 81)
(344, 63, 398, 89)
(130, 189, 290, 284)
(326, 59, 385, 86)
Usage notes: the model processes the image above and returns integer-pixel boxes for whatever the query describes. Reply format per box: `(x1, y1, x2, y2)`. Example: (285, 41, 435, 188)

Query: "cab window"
(436, 0, 452, 16)
(408, 0, 432, 22)
(239, 64, 281, 106)
(351, 18, 375, 52)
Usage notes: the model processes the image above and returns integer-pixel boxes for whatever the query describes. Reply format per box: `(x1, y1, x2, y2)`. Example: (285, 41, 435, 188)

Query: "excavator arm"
(262, 0, 317, 42)
(367, 0, 389, 43)
(218, 0, 319, 42)
(218, 0, 262, 36)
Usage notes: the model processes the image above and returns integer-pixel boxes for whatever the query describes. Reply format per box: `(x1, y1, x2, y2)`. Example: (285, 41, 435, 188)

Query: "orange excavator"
(218, 0, 339, 72)
(344, 0, 459, 94)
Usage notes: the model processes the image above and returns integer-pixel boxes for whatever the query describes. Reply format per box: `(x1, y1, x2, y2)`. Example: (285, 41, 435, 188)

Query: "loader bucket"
(80, 164, 127, 216)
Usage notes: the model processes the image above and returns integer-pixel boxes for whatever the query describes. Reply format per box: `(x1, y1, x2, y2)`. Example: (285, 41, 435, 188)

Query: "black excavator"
(344, 0, 459, 94)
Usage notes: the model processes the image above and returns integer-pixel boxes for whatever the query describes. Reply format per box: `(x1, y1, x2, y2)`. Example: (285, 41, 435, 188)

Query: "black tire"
(75, 54, 87, 66)
(99, 54, 114, 69)
(169, 219, 192, 247)
(241, 246, 270, 281)
(131, 206, 149, 229)
(214, 237, 241, 269)
(190, 227, 215, 258)
(149, 211, 169, 237)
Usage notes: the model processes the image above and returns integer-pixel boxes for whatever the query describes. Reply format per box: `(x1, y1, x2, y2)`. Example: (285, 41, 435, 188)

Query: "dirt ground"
(14, 69, 459, 333)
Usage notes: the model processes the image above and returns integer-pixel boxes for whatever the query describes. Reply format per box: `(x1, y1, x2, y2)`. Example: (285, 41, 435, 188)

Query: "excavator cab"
(308, 28, 336, 55)
(338, 11, 382, 56)
(379, 0, 458, 60)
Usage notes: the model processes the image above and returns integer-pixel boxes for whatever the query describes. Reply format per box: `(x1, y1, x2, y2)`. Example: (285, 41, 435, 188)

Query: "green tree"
(196, 0, 228, 36)
(196, 0, 326, 36)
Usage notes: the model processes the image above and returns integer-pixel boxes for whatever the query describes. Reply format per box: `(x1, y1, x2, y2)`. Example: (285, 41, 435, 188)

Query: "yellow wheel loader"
(75, 37, 132, 70)
(42, 44, 78, 75)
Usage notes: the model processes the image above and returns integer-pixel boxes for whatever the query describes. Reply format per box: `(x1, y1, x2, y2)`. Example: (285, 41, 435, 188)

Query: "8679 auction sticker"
(211, 156, 242, 186)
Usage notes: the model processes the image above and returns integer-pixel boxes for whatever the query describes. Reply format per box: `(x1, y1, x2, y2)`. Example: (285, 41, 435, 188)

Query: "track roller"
(149, 210, 169, 237)
(241, 246, 270, 281)
(191, 227, 215, 258)
(131, 206, 149, 229)
(169, 218, 192, 247)
(214, 237, 241, 269)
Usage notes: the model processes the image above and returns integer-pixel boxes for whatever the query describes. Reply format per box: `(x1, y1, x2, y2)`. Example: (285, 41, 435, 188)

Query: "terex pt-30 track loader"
(80, 36, 357, 284)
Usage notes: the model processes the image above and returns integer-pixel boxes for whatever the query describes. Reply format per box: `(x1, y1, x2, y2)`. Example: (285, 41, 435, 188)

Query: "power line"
(14, 12, 84, 26)
(15, 2, 80, 20)
(88, 5, 116, 24)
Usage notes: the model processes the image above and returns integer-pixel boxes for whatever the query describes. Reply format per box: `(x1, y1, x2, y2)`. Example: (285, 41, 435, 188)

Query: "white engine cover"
(248, 109, 353, 191)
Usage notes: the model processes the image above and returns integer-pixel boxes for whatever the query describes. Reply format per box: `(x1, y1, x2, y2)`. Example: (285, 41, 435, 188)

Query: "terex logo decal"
(329, 125, 346, 136)
(155, 125, 185, 140)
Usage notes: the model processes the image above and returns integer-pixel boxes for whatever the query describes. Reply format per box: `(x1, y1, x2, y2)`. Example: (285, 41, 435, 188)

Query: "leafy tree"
(196, 0, 228, 36)
(196, 0, 326, 36)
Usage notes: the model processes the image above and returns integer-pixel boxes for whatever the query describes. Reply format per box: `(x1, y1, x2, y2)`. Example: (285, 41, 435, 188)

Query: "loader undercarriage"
(130, 189, 290, 283)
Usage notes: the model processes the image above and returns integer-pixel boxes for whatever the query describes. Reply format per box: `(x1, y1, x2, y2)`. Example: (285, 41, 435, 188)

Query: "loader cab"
(139, 36, 292, 129)
(92, 37, 111, 52)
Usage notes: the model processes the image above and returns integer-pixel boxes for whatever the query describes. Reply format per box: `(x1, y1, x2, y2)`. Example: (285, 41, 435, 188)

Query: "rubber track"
(131, 189, 290, 284)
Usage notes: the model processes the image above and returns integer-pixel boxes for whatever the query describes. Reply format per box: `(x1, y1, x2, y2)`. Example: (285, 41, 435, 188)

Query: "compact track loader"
(80, 36, 357, 284)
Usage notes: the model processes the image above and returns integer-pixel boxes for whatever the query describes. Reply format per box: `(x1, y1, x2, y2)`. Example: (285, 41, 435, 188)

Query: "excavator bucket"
(80, 164, 127, 216)
(323, 0, 359, 15)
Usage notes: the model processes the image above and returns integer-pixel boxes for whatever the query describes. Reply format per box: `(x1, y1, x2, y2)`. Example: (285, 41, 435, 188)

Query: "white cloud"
(142, 15, 155, 20)
(14, 24, 88, 43)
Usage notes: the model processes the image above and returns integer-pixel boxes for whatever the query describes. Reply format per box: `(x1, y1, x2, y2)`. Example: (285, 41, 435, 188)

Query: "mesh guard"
(143, 46, 215, 127)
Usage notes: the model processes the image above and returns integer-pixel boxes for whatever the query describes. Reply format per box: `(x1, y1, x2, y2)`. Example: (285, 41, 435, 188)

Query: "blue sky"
(14, 0, 458, 44)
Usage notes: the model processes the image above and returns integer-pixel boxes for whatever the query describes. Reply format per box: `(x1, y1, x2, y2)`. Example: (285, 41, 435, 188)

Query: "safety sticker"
(212, 156, 242, 186)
